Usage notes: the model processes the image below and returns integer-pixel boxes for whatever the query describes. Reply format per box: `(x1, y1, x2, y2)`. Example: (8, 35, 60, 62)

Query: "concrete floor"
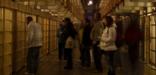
(17, 48, 156, 75)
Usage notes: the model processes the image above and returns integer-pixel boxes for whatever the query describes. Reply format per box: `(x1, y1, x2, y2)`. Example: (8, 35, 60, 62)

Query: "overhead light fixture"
(41, 9, 49, 12)
(36, 5, 40, 9)
(23, 1, 29, 5)
(88, 0, 93, 6)
(41, 9, 44, 12)
(147, 13, 152, 16)
(44, 9, 49, 12)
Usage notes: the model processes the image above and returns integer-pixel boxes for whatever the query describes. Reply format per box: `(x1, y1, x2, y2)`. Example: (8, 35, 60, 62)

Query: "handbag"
(65, 36, 74, 48)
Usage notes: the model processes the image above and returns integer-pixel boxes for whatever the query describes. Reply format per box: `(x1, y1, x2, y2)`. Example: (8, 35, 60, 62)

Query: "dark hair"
(64, 17, 71, 23)
(105, 16, 113, 27)
(64, 17, 77, 39)
(95, 12, 101, 20)
(85, 18, 90, 23)
(27, 16, 33, 21)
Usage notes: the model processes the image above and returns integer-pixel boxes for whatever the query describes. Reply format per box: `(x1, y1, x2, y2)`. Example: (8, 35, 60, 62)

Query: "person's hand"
(92, 40, 96, 44)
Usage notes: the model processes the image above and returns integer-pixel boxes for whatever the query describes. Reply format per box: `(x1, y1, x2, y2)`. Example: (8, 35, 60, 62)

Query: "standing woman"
(64, 17, 77, 69)
(99, 16, 117, 75)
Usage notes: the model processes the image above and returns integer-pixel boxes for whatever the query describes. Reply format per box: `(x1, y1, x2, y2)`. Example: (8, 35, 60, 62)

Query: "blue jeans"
(81, 46, 91, 67)
(64, 48, 73, 68)
(92, 42, 103, 71)
(104, 51, 116, 75)
(58, 42, 65, 60)
(27, 47, 40, 74)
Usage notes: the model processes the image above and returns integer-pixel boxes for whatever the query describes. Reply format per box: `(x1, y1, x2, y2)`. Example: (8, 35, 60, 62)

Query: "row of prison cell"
(0, 7, 59, 75)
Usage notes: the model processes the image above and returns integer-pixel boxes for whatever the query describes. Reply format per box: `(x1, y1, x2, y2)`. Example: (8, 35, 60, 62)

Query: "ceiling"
(14, 0, 124, 20)
(81, 0, 101, 11)
(15, 0, 156, 20)
(113, 0, 156, 14)
(15, 0, 85, 21)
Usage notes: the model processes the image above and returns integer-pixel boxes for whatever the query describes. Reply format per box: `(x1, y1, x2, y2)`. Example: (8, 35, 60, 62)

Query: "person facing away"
(57, 20, 66, 60)
(113, 15, 124, 68)
(114, 16, 124, 48)
(78, 21, 85, 63)
(64, 17, 77, 70)
(99, 16, 117, 75)
(80, 18, 92, 67)
(90, 12, 105, 72)
(124, 20, 143, 66)
(26, 16, 42, 75)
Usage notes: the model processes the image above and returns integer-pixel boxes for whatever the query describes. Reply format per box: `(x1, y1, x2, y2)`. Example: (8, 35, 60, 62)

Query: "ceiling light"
(24, 1, 28, 5)
(36, 5, 40, 9)
(41, 9, 50, 12)
(88, 0, 93, 6)
(44, 9, 49, 12)
(41, 9, 44, 12)
(147, 13, 152, 16)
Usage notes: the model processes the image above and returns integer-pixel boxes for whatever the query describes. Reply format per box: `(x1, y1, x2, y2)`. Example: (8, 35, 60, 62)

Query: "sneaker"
(92, 69, 103, 73)
(25, 72, 35, 75)
(97, 69, 103, 73)
(64, 66, 73, 70)
(108, 70, 116, 75)
(25, 72, 30, 75)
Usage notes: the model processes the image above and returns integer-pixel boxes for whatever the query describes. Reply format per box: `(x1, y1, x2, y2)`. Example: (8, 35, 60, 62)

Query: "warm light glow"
(23, 1, 28, 5)
(44, 9, 49, 12)
(147, 13, 152, 16)
(41, 9, 49, 12)
(36, 5, 40, 9)
(88, 0, 93, 6)
(41, 9, 44, 12)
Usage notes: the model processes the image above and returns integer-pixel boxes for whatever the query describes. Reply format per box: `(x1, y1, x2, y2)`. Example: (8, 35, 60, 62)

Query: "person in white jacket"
(99, 16, 117, 75)
(26, 16, 42, 75)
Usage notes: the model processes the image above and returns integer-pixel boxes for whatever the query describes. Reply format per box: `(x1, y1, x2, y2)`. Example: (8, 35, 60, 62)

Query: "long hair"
(64, 17, 77, 39)
(105, 16, 113, 27)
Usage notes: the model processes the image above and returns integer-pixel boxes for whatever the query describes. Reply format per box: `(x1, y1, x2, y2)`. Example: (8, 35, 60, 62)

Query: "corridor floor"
(17, 49, 156, 75)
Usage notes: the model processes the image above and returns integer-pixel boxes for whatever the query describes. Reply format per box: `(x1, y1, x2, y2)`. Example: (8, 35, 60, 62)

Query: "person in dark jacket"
(114, 16, 124, 68)
(81, 18, 92, 67)
(63, 17, 77, 69)
(57, 20, 66, 60)
(125, 21, 142, 66)
(115, 16, 124, 48)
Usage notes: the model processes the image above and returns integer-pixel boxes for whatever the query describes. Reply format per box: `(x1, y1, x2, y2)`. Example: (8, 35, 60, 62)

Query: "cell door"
(149, 15, 156, 69)
(144, 16, 150, 64)
(3, 8, 13, 75)
(0, 8, 4, 75)
(13, 11, 27, 72)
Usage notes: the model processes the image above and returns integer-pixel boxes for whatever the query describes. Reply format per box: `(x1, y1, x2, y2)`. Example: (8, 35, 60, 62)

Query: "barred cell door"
(149, 15, 156, 69)
(12, 11, 27, 74)
(144, 15, 156, 69)
(0, 8, 13, 75)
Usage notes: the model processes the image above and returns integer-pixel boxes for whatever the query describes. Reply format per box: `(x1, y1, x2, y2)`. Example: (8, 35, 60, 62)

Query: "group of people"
(25, 12, 142, 75)
(57, 13, 143, 75)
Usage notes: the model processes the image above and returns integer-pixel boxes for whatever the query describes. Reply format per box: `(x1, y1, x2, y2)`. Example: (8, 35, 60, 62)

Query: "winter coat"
(99, 27, 117, 51)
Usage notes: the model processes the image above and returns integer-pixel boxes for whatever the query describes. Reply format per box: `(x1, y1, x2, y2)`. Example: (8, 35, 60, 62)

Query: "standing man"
(81, 18, 92, 67)
(26, 16, 42, 75)
(90, 13, 105, 72)
(57, 20, 66, 60)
